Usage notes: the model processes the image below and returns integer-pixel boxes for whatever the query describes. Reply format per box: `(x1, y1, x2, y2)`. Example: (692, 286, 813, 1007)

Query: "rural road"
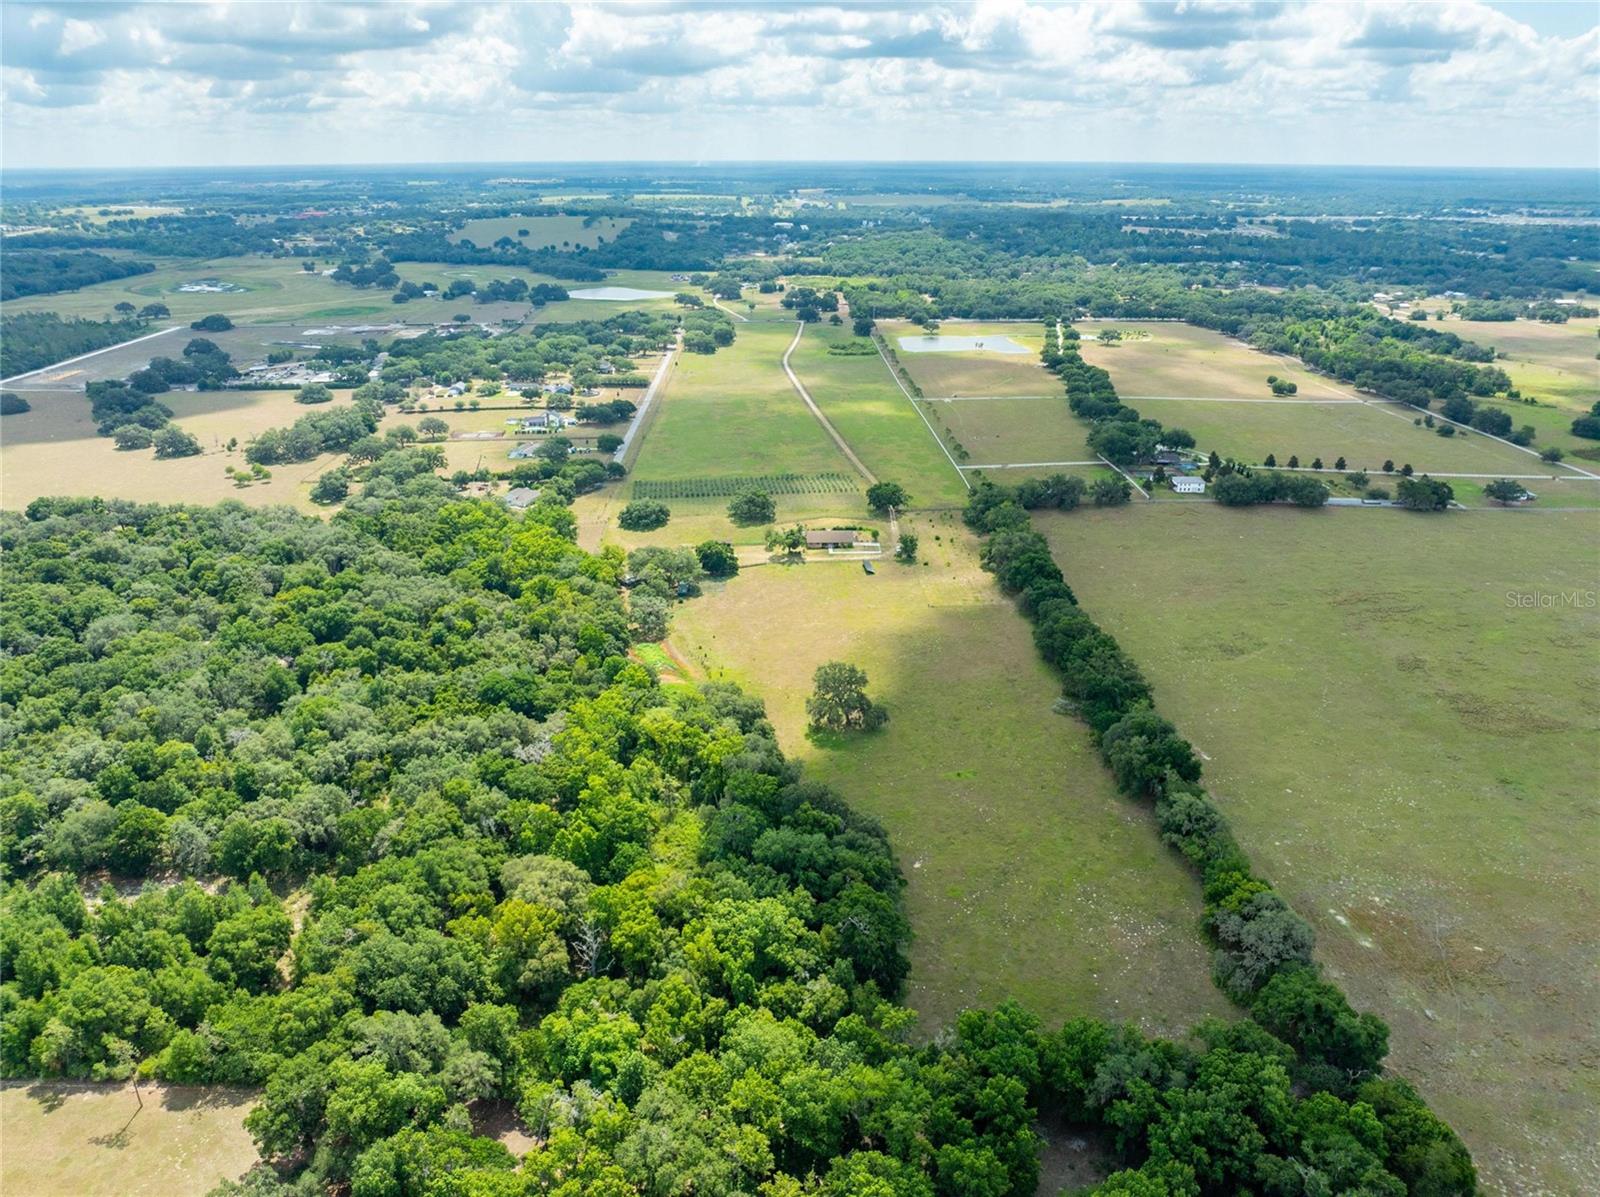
(712, 296, 749, 323)
(612, 332, 680, 468)
(782, 321, 878, 485)
(2, 325, 182, 388)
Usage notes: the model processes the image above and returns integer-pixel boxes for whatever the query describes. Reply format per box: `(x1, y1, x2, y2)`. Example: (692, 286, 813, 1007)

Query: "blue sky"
(2, 2, 1595, 169)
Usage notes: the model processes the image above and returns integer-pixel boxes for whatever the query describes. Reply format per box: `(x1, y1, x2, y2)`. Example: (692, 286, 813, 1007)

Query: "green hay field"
(628, 323, 852, 482)
(0, 1082, 258, 1197)
(1079, 321, 1353, 399)
(1037, 503, 1600, 1196)
(667, 513, 1231, 1037)
(791, 323, 970, 506)
(924, 395, 1098, 468)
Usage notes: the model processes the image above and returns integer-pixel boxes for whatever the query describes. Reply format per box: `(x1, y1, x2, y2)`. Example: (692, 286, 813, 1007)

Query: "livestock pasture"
(1449, 316, 1600, 412)
(924, 394, 1097, 470)
(1125, 395, 1574, 477)
(881, 320, 1056, 398)
(666, 513, 1231, 1037)
(1037, 503, 1600, 1197)
(1078, 320, 1352, 399)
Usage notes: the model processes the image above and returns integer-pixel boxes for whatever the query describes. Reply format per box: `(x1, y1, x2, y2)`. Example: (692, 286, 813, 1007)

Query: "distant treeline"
(0, 313, 150, 378)
(0, 250, 154, 301)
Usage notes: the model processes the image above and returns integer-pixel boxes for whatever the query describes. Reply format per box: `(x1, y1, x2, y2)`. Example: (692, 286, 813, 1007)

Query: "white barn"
(1172, 476, 1206, 494)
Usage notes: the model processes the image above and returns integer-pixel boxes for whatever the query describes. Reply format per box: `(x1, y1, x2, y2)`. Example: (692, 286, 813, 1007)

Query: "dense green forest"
(0, 250, 155, 301)
(0, 312, 154, 378)
(0, 468, 1473, 1196)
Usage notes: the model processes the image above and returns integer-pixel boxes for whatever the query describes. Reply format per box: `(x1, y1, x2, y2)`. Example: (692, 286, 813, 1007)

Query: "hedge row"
(964, 486, 1476, 1175)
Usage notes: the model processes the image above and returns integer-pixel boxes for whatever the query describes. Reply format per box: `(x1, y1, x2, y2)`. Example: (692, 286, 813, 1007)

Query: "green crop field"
(791, 324, 970, 505)
(1125, 395, 1571, 477)
(449, 214, 632, 251)
(1037, 503, 1600, 1196)
(1079, 321, 1353, 399)
(924, 395, 1098, 468)
(0, 386, 362, 512)
(668, 512, 1231, 1037)
(0, 1082, 258, 1197)
(881, 320, 1058, 398)
(628, 322, 852, 482)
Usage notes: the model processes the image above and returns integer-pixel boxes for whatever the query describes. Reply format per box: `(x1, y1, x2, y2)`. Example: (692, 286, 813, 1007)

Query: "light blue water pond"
(568, 287, 674, 301)
(897, 334, 1031, 354)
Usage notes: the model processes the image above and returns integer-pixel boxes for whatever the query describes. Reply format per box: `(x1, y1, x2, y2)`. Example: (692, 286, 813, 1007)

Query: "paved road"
(612, 333, 680, 468)
(782, 322, 877, 485)
(2, 325, 182, 388)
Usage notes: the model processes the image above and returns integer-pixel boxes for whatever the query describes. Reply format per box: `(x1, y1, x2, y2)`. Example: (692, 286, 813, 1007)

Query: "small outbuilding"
(1172, 476, 1206, 494)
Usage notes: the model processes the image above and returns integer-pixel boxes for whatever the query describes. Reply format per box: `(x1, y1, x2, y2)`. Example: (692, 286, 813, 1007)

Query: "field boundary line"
(959, 460, 1103, 470)
(1121, 395, 1364, 405)
(924, 394, 1062, 402)
(870, 334, 972, 491)
(1, 325, 183, 386)
(782, 322, 877, 485)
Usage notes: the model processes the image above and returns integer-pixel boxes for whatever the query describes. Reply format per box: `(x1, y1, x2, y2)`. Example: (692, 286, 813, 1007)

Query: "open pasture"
(1079, 321, 1352, 399)
(449, 213, 632, 251)
(791, 324, 970, 505)
(1127, 395, 1570, 477)
(0, 386, 359, 512)
(628, 322, 852, 483)
(1038, 503, 1600, 1196)
(667, 513, 1230, 1037)
(1450, 316, 1600, 412)
(924, 395, 1097, 470)
(881, 320, 1057, 398)
(0, 1082, 257, 1197)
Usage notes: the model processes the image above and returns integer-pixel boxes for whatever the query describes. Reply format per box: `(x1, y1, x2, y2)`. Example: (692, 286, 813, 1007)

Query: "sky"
(2, 1, 1596, 171)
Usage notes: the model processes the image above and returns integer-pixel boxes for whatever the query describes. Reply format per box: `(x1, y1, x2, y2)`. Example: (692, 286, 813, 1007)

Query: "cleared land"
(790, 324, 969, 506)
(0, 387, 358, 512)
(0, 1082, 258, 1197)
(667, 512, 1230, 1036)
(629, 322, 851, 483)
(1038, 503, 1600, 1196)
(1079, 321, 1352, 399)
(883, 320, 1056, 398)
(449, 214, 632, 251)
(1126, 396, 1572, 477)
(1450, 317, 1600, 412)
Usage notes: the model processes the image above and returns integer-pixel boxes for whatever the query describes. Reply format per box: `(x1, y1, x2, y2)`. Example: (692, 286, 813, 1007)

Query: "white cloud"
(0, 0, 1594, 167)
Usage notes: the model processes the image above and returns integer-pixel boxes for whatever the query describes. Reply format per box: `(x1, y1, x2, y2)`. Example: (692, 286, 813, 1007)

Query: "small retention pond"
(897, 334, 1031, 354)
(568, 287, 674, 301)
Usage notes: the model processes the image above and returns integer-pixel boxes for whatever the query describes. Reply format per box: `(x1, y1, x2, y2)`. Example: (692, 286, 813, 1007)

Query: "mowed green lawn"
(1128, 396, 1566, 476)
(1079, 321, 1352, 399)
(629, 322, 851, 482)
(1038, 503, 1600, 1196)
(791, 324, 970, 506)
(669, 512, 1230, 1038)
(0, 1082, 258, 1197)
(883, 320, 1058, 398)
